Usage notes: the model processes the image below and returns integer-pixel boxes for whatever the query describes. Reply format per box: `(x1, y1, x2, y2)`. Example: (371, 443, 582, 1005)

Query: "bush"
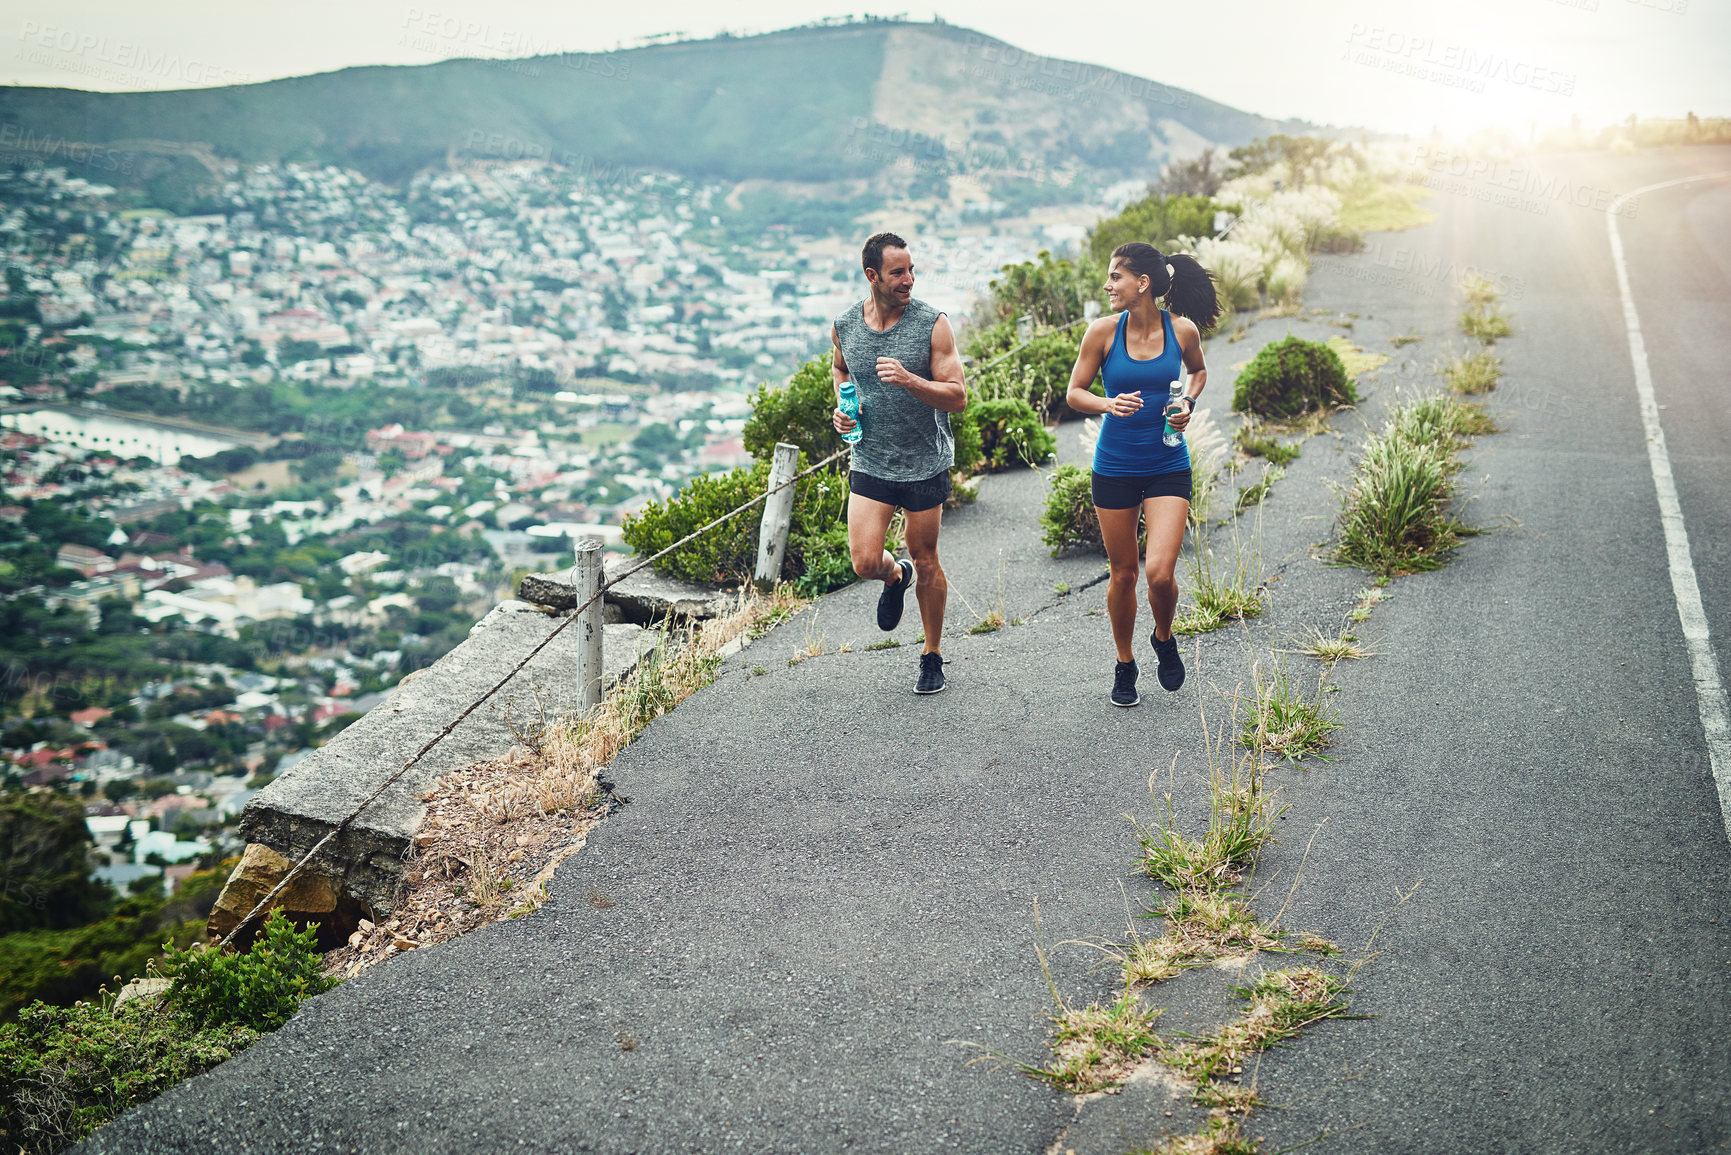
(0, 892, 211, 1021)
(964, 325, 1087, 420)
(0, 997, 258, 1154)
(963, 398, 1055, 472)
(1330, 395, 1490, 576)
(742, 352, 846, 470)
(1040, 465, 1102, 555)
(162, 908, 335, 1032)
(621, 460, 857, 593)
(1231, 336, 1357, 419)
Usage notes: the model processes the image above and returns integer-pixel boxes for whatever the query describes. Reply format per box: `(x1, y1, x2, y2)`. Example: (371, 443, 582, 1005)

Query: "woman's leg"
(1143, 496, 1190, 642)
(1098, 505, 1144, 663)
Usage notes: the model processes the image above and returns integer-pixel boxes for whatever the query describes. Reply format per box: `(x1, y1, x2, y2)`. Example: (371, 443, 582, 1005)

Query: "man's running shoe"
(1111, 660, 1140, 707)
(915, 651, 947, 694)
(1150, 631, 1185, 692)
(877, 558, 914, 631)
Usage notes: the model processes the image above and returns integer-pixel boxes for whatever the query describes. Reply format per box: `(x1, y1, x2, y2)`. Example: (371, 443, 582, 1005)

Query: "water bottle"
(1161, 381, 1186, 448)
(838, 381, 862, 446)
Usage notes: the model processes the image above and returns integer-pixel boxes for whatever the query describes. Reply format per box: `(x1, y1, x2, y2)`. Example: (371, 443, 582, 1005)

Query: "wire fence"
(218, 445, 849, 948)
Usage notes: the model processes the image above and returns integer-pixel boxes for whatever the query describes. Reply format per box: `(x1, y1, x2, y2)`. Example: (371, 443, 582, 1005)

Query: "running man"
(831, 231, 967, 695)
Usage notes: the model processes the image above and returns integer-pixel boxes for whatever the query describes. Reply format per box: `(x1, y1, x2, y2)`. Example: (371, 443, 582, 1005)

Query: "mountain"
(0, 20, 1303, 198)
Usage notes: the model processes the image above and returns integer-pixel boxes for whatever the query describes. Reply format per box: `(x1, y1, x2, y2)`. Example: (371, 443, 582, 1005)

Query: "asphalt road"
(72, 147, 1731, 1155)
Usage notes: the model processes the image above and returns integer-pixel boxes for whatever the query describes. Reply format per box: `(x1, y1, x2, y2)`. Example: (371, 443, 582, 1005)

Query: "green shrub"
(742, 351, 846, 470)
(1232, 336, 1357, 419)
(788, 524, 854, 598)
(0, 997, 258, 1154)
(1330, 397, 1490, 578)
(621, 459, 859, 594)
(950, 404, 983, 477)
(980, 250, 1091, 329)
(1040, 465, 1102, 555)
(162, 909, 335, 1032)
(0, 894, 207, 1021)
(964, 398, 1055, 472)
(964, 325, 1086, 419)
(1086, 193, 1223, 269)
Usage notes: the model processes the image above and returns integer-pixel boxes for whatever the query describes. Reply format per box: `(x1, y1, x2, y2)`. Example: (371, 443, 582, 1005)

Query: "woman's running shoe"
(1150, 632, 1185, 691)
(1111, 660, 1140, 707)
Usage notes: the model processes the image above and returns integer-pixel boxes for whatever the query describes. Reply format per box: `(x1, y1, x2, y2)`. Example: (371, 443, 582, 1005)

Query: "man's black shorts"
(849, 469, 951, 512)
(1091, 469, 1193, 510)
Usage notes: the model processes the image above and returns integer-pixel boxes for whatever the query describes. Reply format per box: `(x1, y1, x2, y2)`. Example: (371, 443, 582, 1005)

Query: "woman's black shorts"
(1091, 469, 1193, 510)
(849, 469, 951, 512)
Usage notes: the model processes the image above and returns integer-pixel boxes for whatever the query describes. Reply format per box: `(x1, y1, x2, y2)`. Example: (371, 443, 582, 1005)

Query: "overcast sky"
(6, 0, 1726, 138)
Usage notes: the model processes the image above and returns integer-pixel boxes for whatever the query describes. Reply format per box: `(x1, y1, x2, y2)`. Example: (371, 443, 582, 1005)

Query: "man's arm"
(874, 315, 967, 413)
(831, 325, 857, 435)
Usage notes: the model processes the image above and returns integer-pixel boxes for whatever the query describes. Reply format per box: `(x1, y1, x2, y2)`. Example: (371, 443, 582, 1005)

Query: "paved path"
(76, 147, 1731, 1154)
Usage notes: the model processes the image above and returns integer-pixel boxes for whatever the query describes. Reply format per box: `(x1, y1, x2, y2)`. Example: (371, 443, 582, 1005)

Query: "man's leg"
(902, 504, 946, 655)
(847, 492, 901, 584)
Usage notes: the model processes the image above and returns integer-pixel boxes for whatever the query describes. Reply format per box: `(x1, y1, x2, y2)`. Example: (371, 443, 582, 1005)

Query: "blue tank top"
(1092, 309, 1190, 477)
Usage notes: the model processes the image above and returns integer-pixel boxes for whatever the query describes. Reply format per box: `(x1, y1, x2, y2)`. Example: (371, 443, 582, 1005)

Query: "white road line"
(1607, 173, 1731, 842)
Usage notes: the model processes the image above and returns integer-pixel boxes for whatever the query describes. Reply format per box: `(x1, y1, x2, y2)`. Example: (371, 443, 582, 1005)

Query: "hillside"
(0, 21, 1301, 194)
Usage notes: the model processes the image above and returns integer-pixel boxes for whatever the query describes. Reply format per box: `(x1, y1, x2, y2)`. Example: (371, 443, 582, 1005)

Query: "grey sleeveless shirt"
(834, 297, 954, 482)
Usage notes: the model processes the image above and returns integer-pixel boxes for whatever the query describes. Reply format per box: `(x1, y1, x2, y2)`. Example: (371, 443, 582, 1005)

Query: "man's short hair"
(862, 232, 908, 276)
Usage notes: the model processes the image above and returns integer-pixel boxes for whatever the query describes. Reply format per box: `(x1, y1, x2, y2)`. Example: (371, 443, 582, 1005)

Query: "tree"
(0, 789, 111, 934)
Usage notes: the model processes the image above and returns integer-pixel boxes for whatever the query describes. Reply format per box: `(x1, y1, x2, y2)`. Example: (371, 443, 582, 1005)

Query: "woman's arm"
(1066, 316, 1141, 418)
(1163, 316, 1208, 433)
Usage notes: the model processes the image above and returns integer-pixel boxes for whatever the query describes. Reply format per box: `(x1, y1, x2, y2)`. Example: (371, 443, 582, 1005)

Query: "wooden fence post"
(573, 535, 604, 710)
(754, 442, 800, 592)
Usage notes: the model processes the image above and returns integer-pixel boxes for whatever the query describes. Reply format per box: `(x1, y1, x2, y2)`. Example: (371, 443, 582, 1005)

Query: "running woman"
(1064, 242, 1220, 706)
(830, 231, 968, 695)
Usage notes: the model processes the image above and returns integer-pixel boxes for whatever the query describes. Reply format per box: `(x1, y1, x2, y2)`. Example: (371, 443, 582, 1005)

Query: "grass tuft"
(1176, 525, 1265, 636)
(1232, 428, 1300, 467)
(1023, 989, 1163, 1094)
(1237, 659, 1342, 764)
(1331, 393, 1494, 577)
(1234, 466, 1285, 513)
(1443, 351, 1502, 395)
(1160, 967, 1352, 1082)
(1293, 626, 1373, 664)
(1388, 333, 1423, 348)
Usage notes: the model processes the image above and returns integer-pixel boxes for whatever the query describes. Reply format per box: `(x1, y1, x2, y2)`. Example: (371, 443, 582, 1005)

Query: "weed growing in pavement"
(1159, 967, 1353, 1082)
(1237, 658, 1342, 764)
(1393, 393, 1496, 445)
(1234, 465, 1285, 513)
(1292, 626, 1375, 664)
(1176, 523, 1265, 636)
(1232, 426, 1301, 467)
(1053, 580, 1071, 596)
(1389, 333, 1423, 348)
(1443, 351, 1502, 395)
(1332, 415, 1463, 577)
(1346, 586, 1387, 624)
(1023, 988, 1165, 1094)
(863, 638, 901, 651)
(1459, 274, 1513, 345)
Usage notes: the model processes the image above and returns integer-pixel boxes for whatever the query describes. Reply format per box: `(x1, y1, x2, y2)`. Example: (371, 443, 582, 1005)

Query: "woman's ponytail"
(1110, 242, 1222, 333)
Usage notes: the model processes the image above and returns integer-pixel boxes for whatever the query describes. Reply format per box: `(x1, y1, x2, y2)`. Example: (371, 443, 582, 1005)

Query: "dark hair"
(862, 231, 908, 275)
(1110, 242, 1221, 332)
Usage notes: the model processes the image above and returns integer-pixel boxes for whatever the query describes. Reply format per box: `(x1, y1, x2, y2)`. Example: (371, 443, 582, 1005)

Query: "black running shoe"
(915, 651, 947, 694)
(1150, 631, 1185, 692)
(1111, 660, 1140, 707)
(877, 558, 914, 631)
